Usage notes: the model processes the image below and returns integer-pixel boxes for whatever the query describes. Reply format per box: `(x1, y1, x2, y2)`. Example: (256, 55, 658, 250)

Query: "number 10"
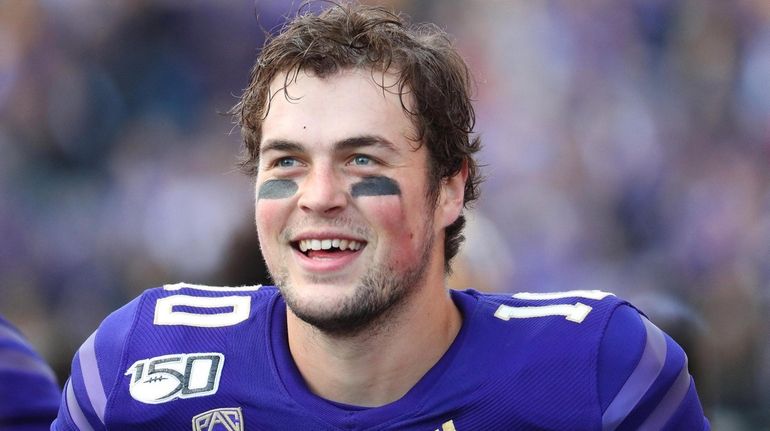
(494, 290, 613, 324)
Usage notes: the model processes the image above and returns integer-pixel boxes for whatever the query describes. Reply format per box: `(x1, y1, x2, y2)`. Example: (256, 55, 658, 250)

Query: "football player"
(52, 3, 710, 430)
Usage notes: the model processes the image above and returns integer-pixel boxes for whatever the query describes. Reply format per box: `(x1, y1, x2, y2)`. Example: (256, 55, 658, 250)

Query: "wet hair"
(232, 2, 482, 271)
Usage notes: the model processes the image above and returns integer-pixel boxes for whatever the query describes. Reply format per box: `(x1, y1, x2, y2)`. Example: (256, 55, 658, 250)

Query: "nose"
(297, 165, 348, 216)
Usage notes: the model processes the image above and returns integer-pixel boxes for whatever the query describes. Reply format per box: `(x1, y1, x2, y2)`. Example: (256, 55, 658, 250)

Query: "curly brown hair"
(232, 2, 482, 272)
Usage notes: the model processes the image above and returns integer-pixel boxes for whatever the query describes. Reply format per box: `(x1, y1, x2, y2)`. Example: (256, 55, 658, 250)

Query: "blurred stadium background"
(1, 0, 768, 428)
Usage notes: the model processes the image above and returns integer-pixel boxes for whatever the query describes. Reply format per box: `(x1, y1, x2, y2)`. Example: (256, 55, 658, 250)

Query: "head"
(233, 2, 481, 272)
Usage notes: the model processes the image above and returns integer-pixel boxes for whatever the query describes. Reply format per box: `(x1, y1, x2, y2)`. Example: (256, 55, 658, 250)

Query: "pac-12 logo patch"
(125, 352, 224, 404)
(193, 407, 243, 431)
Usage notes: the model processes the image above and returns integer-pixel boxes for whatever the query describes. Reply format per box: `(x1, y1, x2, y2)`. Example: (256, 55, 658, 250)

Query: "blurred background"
(0, 0, 768, 428)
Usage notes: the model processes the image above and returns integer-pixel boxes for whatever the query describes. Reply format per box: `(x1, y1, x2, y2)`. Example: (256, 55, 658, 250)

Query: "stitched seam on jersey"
(594, 300, 632, 428)
(601, 316, 667, 431)
(79, 330, 107, 423)
(66, 378, 96, 431)
(637, 357, 692, 431)
(102, 292, 150, 425)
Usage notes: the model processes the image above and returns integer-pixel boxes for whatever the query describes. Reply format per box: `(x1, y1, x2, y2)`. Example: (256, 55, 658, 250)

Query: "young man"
(52, 4, 710, 430)
(0, 315, 60, 429)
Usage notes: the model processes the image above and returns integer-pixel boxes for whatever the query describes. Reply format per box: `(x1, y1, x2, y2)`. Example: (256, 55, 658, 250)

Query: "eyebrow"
(334, 135, 398, 153)
(260, 139, 304, 155)
(260, 135, 398, 156)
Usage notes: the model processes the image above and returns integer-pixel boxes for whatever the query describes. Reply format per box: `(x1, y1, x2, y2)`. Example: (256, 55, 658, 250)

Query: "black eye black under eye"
(350, 176, 401, 197)
(258, 179, 298, 200)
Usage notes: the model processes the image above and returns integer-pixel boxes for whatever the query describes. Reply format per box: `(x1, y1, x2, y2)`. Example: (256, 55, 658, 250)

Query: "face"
(255, 68, 445, 335)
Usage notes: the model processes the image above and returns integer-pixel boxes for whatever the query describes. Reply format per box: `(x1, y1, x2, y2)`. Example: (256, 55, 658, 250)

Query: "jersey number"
(494, 290, 613, 324)
(154, 294, 251, 327)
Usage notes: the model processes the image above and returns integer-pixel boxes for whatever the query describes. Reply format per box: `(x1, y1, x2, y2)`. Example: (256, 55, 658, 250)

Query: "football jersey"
(0, 315, 60, 430)
(52, 283, 709, 430)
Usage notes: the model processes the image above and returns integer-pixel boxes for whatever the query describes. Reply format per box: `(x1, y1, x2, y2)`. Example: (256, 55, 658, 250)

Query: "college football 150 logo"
(125, 352, 224, 404)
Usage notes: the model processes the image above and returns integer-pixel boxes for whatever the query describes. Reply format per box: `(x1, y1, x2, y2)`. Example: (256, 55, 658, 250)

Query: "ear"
(437, 160, 469, 229)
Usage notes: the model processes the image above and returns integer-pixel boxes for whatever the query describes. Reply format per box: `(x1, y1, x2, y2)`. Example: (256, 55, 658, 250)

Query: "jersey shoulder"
(596, 298, 710, 430)
(449, 289, 709, 430)
(52, 283, 279, 430)
(474, 288, 626, 322)
(462, 288, 630, 347)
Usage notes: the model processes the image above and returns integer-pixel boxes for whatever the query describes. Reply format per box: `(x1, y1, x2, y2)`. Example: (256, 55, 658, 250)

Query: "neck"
(286, 276, 462, 407)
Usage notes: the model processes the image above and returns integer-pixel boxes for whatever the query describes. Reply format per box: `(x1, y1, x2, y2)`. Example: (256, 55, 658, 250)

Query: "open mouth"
(292, 238, 366, 257)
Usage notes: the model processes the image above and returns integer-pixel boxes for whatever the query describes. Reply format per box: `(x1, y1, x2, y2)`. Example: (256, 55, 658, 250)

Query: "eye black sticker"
(351, 176, 401, 197)
(258, 179, 298, 200)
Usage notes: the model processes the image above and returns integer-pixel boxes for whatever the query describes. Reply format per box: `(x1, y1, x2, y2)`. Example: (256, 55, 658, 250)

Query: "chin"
(280, 278, 409, 337)
(288, 299, 395, 337)
(292, 282, 360, 311)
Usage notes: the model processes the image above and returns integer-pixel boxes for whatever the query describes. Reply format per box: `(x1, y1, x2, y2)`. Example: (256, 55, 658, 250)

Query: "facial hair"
(272, 224, 435, 338)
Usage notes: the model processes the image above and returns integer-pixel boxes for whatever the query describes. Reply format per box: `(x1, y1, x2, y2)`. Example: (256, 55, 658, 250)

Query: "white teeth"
(297, 238, 363, 252)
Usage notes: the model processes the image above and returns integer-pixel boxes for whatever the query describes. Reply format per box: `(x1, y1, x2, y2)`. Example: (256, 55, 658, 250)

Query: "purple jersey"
(52, 283, 709, 430)
(0, 315, 60, 430)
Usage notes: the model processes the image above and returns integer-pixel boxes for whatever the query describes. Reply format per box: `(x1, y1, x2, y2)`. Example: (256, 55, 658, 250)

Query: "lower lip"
(292, 247, 363, 273)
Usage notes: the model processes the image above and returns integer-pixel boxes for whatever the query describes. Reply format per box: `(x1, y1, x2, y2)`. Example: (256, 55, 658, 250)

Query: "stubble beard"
(272, 229, 435, 338)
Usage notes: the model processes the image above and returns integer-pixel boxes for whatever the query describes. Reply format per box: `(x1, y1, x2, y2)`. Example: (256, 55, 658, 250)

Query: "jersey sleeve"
(51, 295, 145, 431)
(597, 304, 710, 431)
(0, 316, 60, 430)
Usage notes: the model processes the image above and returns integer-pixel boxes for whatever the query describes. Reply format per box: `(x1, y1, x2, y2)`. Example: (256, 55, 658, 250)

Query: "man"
(52, 3, 710, 430)
(0, 315, 60, 429)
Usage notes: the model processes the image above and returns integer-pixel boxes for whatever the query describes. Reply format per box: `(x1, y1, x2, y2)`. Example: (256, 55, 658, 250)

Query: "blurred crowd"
(1, 0, 768, 428)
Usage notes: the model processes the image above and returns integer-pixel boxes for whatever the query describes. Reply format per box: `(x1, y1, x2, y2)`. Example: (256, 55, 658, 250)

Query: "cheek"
(255, 200, 289, 239)
(361, 196, 404, 228)
(255, 179, 298, 231)
(363, 197, 425, 258)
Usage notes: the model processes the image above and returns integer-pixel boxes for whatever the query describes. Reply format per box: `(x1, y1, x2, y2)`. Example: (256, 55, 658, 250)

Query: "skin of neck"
(285, 247, 463, 407)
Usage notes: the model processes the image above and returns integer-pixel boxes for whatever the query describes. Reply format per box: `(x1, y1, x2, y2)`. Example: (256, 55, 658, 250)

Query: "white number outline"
(163, 282, 262, 292)
(494, 290, 614, 324)
(154, 295, 251, 327)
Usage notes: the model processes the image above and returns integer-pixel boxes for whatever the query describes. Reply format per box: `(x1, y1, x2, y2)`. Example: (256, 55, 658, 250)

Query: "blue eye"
(276, 157, 298, 168)
(351, 155, 372, 166)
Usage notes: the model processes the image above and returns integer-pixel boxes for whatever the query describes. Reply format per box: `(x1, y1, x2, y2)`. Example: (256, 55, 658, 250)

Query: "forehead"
(260, 68, 417, 152)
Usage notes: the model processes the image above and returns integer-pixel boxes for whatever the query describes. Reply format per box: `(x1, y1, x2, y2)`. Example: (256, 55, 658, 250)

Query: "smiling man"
(52, 3, 710, 430)
(254, 67, 465, 408)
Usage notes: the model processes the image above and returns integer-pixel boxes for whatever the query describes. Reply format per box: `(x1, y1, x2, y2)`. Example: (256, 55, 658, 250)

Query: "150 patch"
(125, 352, 224, 404)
